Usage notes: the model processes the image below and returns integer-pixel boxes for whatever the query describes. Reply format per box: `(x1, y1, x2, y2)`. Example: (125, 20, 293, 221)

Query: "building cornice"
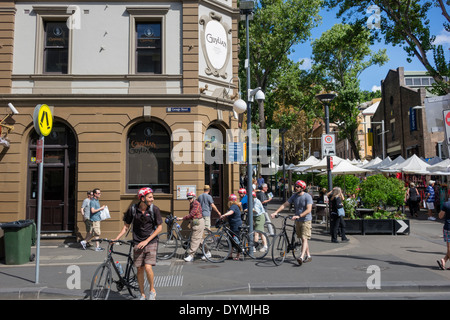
(0, 93, 235, 109)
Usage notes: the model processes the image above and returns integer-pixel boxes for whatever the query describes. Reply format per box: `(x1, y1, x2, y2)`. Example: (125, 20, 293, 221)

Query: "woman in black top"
(405, 182, 420, 218)
(327, 187, 349, 243)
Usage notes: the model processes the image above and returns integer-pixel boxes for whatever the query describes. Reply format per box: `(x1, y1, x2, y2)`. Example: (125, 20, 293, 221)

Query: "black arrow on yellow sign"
(40, 111, 51, 130)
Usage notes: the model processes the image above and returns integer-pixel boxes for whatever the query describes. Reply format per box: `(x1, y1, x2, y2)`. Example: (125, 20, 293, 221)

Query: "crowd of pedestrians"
(78, 177, 450, 300)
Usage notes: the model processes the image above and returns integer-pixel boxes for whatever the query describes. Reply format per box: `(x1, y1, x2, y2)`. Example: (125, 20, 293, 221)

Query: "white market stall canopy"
(426, 158, 450, 175)
(362, 157, 382, 169)
(293, 155, 320, 172)
(381, 154, 429, 174)
(329, 159, 372, 175)
(307, 156, 344, 171)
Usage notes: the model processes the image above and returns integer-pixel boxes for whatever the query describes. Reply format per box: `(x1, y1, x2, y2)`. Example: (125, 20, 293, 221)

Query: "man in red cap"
(271, 180, 313, 266)
(113, 187, 162, 300)
(177, 192, 205, 262)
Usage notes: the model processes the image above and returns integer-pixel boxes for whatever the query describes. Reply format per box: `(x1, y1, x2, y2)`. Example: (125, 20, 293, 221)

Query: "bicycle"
(90, 239, 149, 300)
(271, 215, 302, 266)
(202, 219, 270, 263)
(241, 210, 276, 238)
(157, 214, 211, 260)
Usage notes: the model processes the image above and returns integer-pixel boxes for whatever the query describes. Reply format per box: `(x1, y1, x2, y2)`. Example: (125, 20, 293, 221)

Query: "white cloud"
(298, 57, 312, 70)
(433, 30, 450, 46)
(371, 85, 381, 92)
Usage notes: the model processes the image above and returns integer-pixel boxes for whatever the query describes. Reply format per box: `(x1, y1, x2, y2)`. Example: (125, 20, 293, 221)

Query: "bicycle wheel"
(244, 230, 270, 259)
(202, 232, 231, 263)
(127, 265, 149, 299)
(157, 231, 178, 260)
(271, 234, 288, 266)
(90, 262, 112, 300)
(291, 238, 303, 261)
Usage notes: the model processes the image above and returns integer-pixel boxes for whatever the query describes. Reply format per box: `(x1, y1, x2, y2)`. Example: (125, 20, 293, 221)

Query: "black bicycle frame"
(108, 241, 135, 284)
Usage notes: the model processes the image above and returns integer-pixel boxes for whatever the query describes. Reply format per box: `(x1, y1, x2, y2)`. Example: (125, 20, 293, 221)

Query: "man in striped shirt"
(425, 180, 436, 221)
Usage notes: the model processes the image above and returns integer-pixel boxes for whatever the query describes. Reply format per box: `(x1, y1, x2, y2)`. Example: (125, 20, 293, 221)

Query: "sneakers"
(139, 291, 156, 300)
(259, 246, 268, 253)
(297, 256, 312, 265)
(80, 240, 87, 250)
(148, 291, 157, 300)
(184, 255, 194, 262)
(428, 216, 436, 221)
(95, 247, 104, 252)
(201, 251, 211, 260)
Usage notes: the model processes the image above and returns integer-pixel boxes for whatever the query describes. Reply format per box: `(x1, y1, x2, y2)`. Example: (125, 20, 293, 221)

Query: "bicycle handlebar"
(272, 214, 295, 220)
(97, 238, 133, 246)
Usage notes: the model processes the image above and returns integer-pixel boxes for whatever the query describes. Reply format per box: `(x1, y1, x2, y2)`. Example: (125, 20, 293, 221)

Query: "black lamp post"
(280, 128, 288, 202)
(316, 93, 337, 192)
(240, 0, 255, 235)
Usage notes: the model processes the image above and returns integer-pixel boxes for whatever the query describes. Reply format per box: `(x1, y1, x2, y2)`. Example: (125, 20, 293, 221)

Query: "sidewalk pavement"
(1, 200, 450, 300)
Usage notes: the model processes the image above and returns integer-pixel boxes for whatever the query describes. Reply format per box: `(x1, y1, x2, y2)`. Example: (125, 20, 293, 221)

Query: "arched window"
(127, 121, 170, 193)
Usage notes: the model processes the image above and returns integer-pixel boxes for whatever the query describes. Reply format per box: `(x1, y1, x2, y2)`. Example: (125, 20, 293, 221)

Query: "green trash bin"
(1, 219, 36, 265)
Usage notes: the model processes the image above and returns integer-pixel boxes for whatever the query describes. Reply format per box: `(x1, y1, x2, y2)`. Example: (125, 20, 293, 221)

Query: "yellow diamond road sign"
(33, 104, 53, 136)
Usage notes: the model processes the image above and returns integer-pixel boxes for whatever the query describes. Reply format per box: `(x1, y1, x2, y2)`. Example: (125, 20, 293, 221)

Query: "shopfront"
(0, 0, 241, 239)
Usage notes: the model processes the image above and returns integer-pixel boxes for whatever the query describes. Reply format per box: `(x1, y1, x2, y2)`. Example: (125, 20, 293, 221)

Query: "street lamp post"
(240, 0, 255, 235)
(280, 128, 288, 202)
(236, 1, 265, 239)
(316, 93, 337, 192)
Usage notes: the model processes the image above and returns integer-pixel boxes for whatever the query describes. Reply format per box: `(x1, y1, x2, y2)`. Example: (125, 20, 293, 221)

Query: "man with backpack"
(113, 187, 162, 300)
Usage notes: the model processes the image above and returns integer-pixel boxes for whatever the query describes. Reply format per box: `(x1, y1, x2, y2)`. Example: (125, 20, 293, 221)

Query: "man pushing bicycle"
(113, 187, 162, 300)
(271, 180, 313, 266)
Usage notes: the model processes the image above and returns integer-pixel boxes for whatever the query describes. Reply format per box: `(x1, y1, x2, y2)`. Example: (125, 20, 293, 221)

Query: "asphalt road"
(1, 202, 450, 305)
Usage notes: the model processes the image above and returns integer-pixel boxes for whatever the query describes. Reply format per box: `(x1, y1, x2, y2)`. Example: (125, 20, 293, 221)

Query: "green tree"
(324, 0, 450, 94)
(239, 0, 322, 130)
(311, 23, 388, 159)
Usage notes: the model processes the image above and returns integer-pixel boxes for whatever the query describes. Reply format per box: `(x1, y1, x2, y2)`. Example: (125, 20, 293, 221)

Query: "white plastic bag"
(99, 206, 110, 221)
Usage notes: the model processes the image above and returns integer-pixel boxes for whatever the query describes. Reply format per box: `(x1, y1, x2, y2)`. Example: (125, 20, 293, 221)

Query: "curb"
(0, 287, 88, 300)
(182, 281, 450, 297)
(2, 281, 450, 300)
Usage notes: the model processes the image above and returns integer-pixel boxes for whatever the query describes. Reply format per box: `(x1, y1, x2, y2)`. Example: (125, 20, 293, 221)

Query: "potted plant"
(359, 174, 407, 235)
(362, 210, 394, 235)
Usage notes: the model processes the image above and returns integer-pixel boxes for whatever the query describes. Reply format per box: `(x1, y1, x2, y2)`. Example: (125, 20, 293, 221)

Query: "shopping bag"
(99, 206, 110, 221)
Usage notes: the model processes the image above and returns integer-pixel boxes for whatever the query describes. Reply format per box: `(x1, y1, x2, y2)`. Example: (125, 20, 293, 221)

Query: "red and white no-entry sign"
(322, 133, 336, 156)
(444, 110, 450, 145)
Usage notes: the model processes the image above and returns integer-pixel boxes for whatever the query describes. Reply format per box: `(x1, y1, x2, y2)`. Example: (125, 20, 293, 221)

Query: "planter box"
(344, 219, 363, 234)
(393, 219, 410, 235)
(362, 219, 394, 235)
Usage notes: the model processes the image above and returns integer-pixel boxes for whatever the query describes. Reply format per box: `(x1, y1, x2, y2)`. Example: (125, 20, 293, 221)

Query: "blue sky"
(290, 5, 450, 92)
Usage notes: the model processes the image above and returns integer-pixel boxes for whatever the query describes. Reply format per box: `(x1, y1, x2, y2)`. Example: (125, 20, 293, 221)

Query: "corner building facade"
(0, 0, 241, 239)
